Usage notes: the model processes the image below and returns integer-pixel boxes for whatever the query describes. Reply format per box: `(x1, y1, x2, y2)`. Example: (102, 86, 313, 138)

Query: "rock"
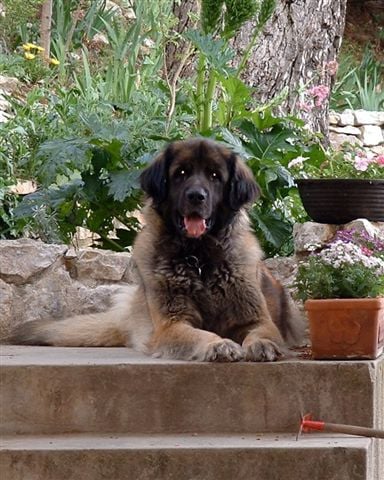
(328, 112, 340, 125)
(105, 0, 123, 17)
(329, 125, 361, 135)
(0, 95, 10, 110)
(293, 223, 337, 254)
(0, 280, 14, 339)
(0, 240, 138, 339)
(371, 145, 384, 156)
(337, 110, 355, 126)
(8, 179, 37, 195)
(264, 257, 298, 290)
(73, 248, 134, 284)
(0, 75, 21, 93)
(344, 220, 384, 240)
(0, 75, 20, 123)
(0, 239, 67, 285)
(359, 125, 384, 147)
(354, 110, 384, 126)
(92, 32, 109, 46)
(0, 110, 10, 123)
(329, 132, 362, 149)
(293, 221, 384, 258)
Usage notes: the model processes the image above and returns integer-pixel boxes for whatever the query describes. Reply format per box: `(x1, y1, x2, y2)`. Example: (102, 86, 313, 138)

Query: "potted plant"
(294, 229, 384, 359)
(289, 146, 384, 224)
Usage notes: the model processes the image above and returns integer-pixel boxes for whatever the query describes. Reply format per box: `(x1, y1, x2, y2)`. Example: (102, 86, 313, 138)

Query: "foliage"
(330, 48, 384, 111)
(289, 143, 384, 180)
(12, 116, 165, 248)
(213, 109, 324, 255)
(294, 229, 384, 301)
(0, 0, 180, 245)
(190, 0, 276, 131)
(0, 0, 43, 49)
(3, 0, 363, 259)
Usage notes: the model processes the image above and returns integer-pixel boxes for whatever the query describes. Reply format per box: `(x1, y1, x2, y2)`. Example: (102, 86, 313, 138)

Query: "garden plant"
(1, 0, 383, 256)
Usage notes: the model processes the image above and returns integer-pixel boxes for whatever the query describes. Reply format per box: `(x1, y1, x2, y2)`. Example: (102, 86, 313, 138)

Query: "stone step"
(0, 433, 373, 480)
(1, 346, 383, 436)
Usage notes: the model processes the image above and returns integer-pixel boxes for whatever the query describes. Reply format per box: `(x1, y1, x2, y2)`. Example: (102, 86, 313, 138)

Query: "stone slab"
(1, 346, 382, 437)
(0, 433, 372, 480)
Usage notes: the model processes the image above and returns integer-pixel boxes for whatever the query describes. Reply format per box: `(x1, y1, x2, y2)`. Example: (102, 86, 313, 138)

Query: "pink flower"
(354, 150, 376, 171)
(354, 155, 370, 171)
(361, 246, 373, 257)
(308, 85, 329, 107)
(376, 154, 384, 166)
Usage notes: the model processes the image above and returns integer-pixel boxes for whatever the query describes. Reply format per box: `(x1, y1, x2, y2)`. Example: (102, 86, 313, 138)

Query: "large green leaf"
(185, 30, 235, 75)
(37, 138, 92, 185)
(250, 207, 292, 251)
(108, 170, 141, 202)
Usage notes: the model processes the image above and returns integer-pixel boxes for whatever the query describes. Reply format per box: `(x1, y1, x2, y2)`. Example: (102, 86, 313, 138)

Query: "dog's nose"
(186, 187, 208, 204)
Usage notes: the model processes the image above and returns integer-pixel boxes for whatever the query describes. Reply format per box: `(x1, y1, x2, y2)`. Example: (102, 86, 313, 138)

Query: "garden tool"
(296, 413, 384, 440)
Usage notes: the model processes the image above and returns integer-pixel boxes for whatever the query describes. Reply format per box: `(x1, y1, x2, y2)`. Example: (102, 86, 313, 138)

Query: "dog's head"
(140, 138, 259, 238)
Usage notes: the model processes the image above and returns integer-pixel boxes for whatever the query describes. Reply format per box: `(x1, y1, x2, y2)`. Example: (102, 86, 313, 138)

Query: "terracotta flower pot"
(296, 178, 384, 224)
(305, 298, 384, 360)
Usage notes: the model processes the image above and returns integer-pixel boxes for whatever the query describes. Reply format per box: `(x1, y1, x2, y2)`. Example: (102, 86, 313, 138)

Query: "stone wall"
(1, 219, 382, 339)
(329, 109, 384, 153)
(0, 240, 137, 339)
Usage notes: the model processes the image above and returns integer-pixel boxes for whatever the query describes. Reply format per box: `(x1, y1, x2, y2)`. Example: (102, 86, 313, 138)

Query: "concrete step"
(0, 432, 373, 480)
(1, 346, 383, 436)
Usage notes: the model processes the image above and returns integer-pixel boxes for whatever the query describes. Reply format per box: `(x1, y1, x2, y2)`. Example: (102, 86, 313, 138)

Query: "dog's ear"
(140, 146, 172, 205)
(227, 153, 260, 210)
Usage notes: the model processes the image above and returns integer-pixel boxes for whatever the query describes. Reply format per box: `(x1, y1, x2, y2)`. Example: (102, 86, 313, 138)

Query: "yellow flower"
(24, 52, 36, 60)
(22, 43, 44, 52)
(49, 58, 60, 65)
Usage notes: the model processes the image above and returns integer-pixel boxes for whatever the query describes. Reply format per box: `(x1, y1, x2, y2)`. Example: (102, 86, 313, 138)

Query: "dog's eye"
(174, 168, 187, 179)
(209, 171, 220, 181)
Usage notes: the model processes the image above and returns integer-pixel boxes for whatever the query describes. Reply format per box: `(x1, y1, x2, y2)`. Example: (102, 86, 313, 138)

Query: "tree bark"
(232, 0, 348, 137)
(40, 0, 53, 61)
(165, 0, 199, 82)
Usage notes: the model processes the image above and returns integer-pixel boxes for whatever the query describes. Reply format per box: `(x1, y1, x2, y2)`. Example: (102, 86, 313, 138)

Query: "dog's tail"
(8, 286, 151, 349)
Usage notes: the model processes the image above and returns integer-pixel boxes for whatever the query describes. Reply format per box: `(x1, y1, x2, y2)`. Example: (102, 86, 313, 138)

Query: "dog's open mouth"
(181, 214, 211, 238)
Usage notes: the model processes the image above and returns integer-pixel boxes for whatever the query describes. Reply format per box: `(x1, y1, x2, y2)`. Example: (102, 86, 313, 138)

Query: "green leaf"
(224, 0, 259, 38)
(37, 138, 92, 185)
(201, 0, 225, 34)
(250, 208, 292, 249)
(216, 75, 254, 125)
(185, 30, 235, 75)
(258, 0, 276, 27)
(108, 170, 141, 202)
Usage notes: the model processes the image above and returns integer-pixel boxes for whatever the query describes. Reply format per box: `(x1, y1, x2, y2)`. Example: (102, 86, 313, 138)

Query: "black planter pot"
(296, 178, 384, 224)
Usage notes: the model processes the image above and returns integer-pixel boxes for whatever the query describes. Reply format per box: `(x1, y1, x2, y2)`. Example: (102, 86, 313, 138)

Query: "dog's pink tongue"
(184, 216, 207, 238)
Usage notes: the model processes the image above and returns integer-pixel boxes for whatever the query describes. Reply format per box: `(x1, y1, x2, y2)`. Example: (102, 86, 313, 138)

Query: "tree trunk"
(165, 0, 199, 82)
(232, 0, 348, 138)
(40, 0, 53, 61)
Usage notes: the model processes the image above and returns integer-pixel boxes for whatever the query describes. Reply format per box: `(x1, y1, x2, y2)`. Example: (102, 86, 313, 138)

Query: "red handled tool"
(297, 413, 384, 440)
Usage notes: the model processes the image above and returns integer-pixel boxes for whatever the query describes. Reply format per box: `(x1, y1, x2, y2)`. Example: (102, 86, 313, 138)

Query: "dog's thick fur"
(11, 138, 304, 362)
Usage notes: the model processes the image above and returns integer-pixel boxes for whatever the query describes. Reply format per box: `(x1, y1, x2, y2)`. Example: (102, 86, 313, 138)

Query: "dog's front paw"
(243, 338, 282, 362)
(202, 339, 245, 362)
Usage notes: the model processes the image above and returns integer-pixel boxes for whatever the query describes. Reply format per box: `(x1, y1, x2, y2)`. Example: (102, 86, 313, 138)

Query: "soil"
(343, 0, 384, 60)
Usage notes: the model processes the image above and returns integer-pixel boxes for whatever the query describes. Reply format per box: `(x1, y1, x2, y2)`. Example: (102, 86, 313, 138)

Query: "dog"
(10, 138, 304, 362)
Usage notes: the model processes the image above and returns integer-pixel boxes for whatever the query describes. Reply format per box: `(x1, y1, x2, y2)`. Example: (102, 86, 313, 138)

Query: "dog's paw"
(202, 339, 245, 362)
(243, 338, 282, 362)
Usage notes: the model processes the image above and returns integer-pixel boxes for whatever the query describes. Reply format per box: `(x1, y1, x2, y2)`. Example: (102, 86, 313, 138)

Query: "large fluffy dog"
(11, 138, 304, 361)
